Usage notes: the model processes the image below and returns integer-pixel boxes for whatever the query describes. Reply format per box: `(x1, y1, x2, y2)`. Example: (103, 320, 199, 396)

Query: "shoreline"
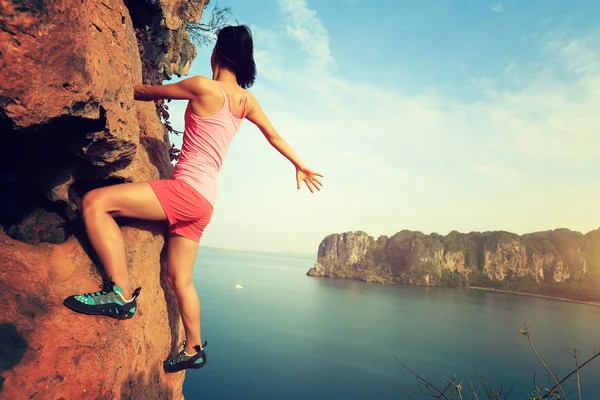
(466, 286, 600, 306)
(307, 274, 600, 306)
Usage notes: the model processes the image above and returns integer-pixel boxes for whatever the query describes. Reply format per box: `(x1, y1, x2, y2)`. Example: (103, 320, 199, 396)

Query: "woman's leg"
(82, 181, 168, 299)
(166, 234, 202, 354)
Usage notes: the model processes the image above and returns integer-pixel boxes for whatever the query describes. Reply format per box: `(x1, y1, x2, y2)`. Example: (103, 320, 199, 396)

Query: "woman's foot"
(63, 280, 141, 320)
(164, 341, 208, 373)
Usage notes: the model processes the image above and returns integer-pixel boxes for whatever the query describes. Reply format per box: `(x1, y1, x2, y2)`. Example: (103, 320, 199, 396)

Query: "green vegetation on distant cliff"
(441, 231, 481, 271)
(308, 228, 600, 302)
(439, 269, 469, 287)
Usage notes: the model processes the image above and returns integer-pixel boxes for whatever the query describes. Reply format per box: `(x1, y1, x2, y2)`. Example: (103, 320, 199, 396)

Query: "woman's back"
(171, 78, 248, 206)
(187, 79, 247, 119)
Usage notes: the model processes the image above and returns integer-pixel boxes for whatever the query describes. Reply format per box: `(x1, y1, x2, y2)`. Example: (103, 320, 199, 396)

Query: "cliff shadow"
(140, 136, 173, 180)
(119, 363, 176, 400)
(0, 112, 107, 246)
(0, 323, 28, 392)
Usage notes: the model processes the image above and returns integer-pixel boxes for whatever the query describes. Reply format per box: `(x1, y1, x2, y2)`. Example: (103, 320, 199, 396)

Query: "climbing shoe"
(164, 340, 208, 373)
(63, 280, 141, 320)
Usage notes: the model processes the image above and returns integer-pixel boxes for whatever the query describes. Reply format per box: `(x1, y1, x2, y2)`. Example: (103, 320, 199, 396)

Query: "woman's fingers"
(304, 179, 315, 193)
(306, 178, 320, 192)
(297, 170, 324, 193)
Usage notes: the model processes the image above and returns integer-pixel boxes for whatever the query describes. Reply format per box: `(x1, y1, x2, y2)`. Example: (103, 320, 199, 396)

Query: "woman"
(63, 25, 324, 373)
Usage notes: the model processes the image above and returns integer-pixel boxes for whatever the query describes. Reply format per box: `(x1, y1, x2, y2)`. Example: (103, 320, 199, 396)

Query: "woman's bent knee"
(82, 189, 105, 217)
(167, 275, 193, 292)
(167, 275, 176, 290)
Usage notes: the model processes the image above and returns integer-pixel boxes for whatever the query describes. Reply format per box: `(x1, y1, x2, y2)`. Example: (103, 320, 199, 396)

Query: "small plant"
(156, 100, 183, 137)
(168, 143, 181, 162)
(144, 25, 165, 47)
(134, 2, 236, 164)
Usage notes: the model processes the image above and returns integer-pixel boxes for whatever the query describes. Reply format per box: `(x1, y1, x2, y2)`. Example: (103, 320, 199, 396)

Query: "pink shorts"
(147, 179, 214, 242)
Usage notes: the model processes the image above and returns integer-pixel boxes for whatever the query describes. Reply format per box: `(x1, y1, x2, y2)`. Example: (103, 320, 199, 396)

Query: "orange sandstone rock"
(0, 0, 205, 398)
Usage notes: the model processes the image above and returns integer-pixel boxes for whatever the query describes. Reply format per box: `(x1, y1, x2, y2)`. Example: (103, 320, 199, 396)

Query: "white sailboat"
(234, 276, 243, 289)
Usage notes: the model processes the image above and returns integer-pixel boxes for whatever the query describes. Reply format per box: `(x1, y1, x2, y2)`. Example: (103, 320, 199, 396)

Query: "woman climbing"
(63, 25, 324, 373)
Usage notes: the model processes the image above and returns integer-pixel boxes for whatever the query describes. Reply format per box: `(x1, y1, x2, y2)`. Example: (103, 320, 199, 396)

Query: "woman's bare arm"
(245, 92, 324, 192)
(134, 76, 206, 101)
(245, 93, 307, 170)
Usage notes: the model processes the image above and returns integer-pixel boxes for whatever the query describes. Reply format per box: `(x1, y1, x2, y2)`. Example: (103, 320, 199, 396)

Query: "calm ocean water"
(182, 249, 600, 400)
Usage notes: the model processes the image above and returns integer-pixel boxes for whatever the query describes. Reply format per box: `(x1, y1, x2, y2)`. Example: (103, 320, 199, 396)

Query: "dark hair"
(214, 25, 256, 89)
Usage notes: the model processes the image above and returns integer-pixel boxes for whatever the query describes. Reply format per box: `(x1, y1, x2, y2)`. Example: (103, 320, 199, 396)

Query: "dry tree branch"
(542, 349, 600, 400)
(440, 376, 459, 399)
(186, 1, 233, 47)
(519, 323, 567, 400)
(394, 355, 448, 399)
(504, 382, 515, 399)
(443, 377, 464, 400)
(568, 348, 582, 400)
(468, 377, 481, 400)
(473, 365, 492, 399)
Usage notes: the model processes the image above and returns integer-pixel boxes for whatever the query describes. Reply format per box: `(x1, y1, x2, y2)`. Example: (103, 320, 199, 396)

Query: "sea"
(182, 248, 600, 400)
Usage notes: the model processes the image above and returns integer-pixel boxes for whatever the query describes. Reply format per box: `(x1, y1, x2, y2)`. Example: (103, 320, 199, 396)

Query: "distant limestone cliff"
(307, 229, 600, 302)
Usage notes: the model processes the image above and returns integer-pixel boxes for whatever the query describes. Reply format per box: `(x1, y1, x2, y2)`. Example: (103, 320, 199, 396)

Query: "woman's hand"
(296, 166, 324, 193)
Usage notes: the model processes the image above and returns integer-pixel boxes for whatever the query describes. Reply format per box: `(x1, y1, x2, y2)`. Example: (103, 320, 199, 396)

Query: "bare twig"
(505, 383, 515, 398)
(487, 365, 492, 396)
(520, 324, 567, 400)
(186, 1, 233, 47)
(570, 348, 582, 400)
(542, 350, 600, 399)
(473, 365, 491, 399)
(394, 355, 447, 398)
(468, 377, 480, 400)
(440, 376, 457, 399)
(443, 377, 464, 400)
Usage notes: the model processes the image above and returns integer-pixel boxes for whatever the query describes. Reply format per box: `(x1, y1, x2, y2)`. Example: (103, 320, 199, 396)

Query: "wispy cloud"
(253, 22, 600, 177)
(490, 3, 504, 13)
(278, 0, 335, 70)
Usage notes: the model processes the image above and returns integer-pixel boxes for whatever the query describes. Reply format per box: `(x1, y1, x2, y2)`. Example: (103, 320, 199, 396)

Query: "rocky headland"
(307, 229, 600, 303)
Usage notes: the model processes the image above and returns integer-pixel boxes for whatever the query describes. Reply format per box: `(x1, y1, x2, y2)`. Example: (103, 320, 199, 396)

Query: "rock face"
(307, 229, 600, 302)
(0, 0, 205, 398)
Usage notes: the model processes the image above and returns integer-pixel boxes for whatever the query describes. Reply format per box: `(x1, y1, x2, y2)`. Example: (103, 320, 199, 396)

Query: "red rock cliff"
(0, 0, 206, 398)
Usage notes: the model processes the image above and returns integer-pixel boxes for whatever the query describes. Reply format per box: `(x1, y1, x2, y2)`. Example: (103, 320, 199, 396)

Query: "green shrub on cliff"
(583, 228, 600, 277)
(440, 269, 469, 287)
(442, 231, 480, 270)
(386, 231, 419, 275)
(468, 270, 506, 289)
(524, 229, 588, 279)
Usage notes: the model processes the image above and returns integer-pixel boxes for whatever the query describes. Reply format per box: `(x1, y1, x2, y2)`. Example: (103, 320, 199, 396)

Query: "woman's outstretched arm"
(245, 93, 324, 193)
(134, 76, 205, 101)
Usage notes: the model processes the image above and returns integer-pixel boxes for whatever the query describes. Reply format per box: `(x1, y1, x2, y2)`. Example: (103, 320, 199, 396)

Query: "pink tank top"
(171, 81, 246, 206)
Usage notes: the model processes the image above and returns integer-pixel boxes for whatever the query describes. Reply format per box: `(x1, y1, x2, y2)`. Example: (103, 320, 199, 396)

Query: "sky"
(165, 0, 600, 254)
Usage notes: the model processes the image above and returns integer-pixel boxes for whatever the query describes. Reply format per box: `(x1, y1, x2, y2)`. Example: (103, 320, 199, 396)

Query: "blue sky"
(166, 0, 600, 253)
